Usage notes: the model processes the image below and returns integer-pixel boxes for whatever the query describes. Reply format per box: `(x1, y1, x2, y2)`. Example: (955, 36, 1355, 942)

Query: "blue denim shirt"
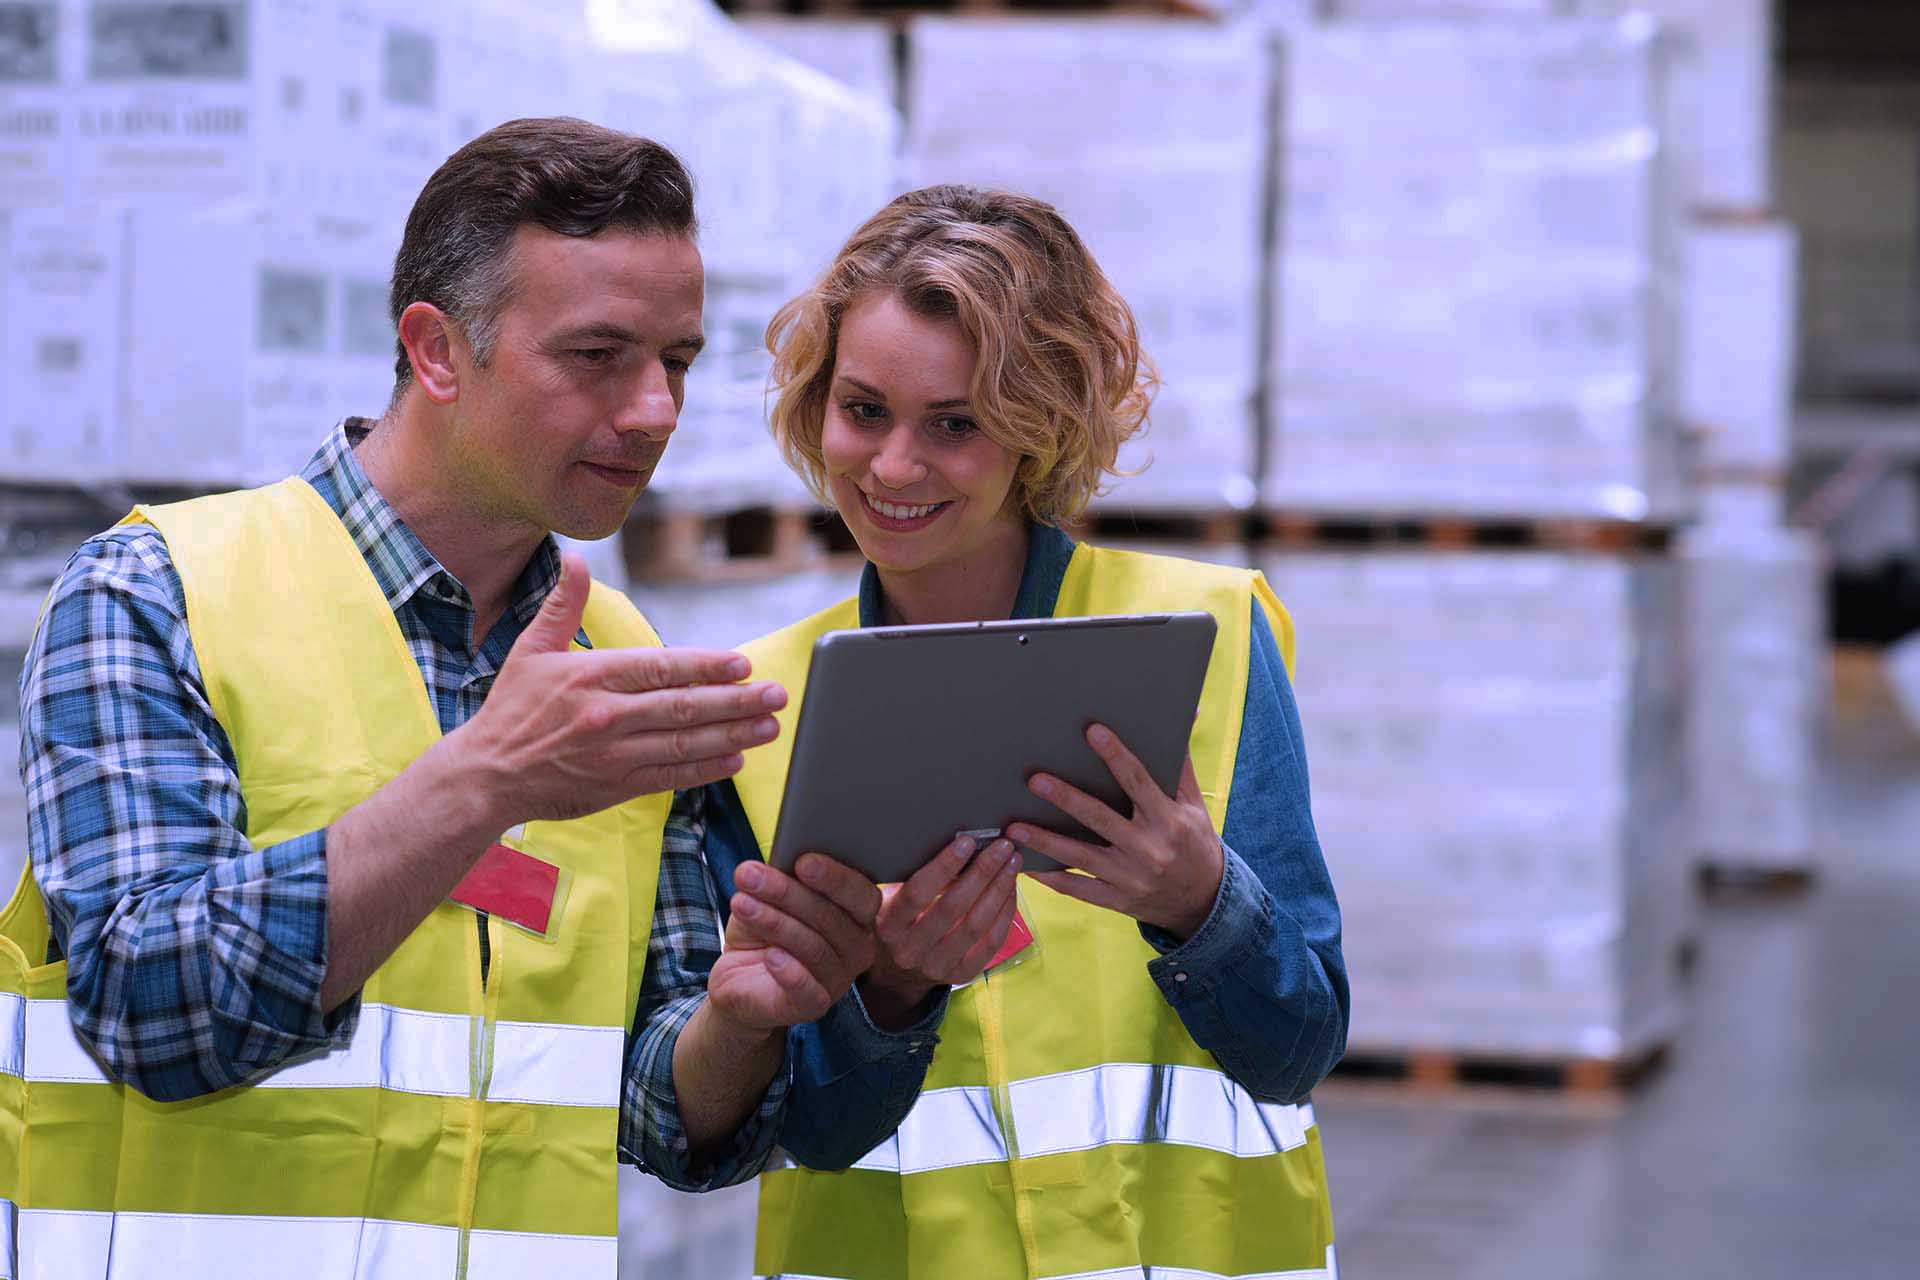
(704, 524, 1348, 1169)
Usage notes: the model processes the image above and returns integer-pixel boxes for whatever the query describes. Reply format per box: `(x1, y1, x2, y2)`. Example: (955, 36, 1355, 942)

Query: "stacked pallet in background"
(1261, 542, 1690, 1068)
(1266, 16, 1685, 522)
(905, 16, 1267, 514)
(1250, 12, 1700, 1085)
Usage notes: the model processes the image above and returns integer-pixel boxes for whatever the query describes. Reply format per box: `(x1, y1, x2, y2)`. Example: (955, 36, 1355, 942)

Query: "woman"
(705, 186, 1345, 1279)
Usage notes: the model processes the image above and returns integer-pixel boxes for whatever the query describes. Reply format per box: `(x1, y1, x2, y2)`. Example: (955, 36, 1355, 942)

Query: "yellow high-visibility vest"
(734, 542, 1337, 1280)
(0, 477, 670, 1280)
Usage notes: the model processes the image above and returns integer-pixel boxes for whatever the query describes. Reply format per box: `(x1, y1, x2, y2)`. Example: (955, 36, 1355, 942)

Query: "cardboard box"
(0, 0, 73, 207)
(1260, 547, 1691, 1057)
(0, 208, 123, 484)
(739, 16, 896, 109)
(121, 205, 395, 486)
(1267, 18, 1686, 520)
(1682, 218, 1798, 471)
(70, 0, 350, 209)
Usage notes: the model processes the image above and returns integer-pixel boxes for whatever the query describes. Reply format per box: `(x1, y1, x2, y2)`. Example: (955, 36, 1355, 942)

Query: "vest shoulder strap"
(734, 596, 860, 853)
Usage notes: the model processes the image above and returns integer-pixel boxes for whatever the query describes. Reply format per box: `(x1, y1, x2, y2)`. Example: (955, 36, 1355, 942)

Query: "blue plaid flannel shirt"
(16, 419, 783, 1190)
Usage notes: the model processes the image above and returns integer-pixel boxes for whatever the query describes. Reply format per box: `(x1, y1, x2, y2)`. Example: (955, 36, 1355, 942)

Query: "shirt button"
(1173, 972, 1189, 984)
(908, 1041, 926, 1053)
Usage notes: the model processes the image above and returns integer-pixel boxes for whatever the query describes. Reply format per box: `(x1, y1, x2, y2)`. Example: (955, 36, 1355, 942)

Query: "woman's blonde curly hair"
(764, 185, 1157, 525)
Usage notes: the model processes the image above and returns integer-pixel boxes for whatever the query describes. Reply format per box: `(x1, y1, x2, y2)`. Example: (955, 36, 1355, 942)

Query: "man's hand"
(707, 855, 882, 1031)
(1009, 727, 1224, 942)
(455, 552, 786, 828)
(858, 835, 1019, 1029)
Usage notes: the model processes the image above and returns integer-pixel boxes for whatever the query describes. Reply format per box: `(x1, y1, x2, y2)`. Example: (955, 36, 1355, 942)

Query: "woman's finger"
(1005, 822, 1129, 886)
(922, 862, 1017, 978)
(1027, 772, 1134, 848)
(1086, 724, 1168, 816)
(1026, 868, 1132, 915)
(884, 836, 976, 939)
(1176, 753, 1207, 810)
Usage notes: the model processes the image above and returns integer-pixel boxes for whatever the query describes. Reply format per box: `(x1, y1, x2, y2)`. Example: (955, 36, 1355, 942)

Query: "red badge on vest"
(987, 908, 1035, 971)
(451, 843, 561, 936)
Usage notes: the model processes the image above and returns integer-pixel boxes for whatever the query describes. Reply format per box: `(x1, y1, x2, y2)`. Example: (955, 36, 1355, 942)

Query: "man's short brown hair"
(388, 116, 698, 389)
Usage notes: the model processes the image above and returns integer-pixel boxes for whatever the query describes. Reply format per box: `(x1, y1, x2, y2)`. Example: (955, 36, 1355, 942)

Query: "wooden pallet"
(723, 0, 1212, 17)
(1255, 511, 1673, 554)
(1327, 1043, 1671, 1096)
(1697, 863, 1817, 896)
(1061, 509, 1248, 547)
(623, 505, 860, 582)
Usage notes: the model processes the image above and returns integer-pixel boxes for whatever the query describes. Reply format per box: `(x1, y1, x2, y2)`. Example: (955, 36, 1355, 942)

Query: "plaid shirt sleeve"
(621, 784, 791, 1190)
(18, 527, 348, 1104)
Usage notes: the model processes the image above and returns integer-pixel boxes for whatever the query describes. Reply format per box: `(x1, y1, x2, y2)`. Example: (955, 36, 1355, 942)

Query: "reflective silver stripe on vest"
(17, 999, 620, 1108)
(1010, 1063, 1315, 1161)
(855, 1084, 1007, 1173)
(13, 1209, 615, 1279)
(757, 1247, 1337, 1280)
(0, 992, 22, 1080)
(1, 1197, 15, 1280)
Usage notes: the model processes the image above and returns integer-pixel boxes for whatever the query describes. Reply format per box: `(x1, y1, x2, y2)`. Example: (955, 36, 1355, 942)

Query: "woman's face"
(820, 291, 1023, 577)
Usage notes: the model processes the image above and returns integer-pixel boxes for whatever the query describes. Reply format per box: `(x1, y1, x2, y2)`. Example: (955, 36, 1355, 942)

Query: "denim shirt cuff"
(1142, 842, 1270, 1002)
(812, 982, 949, 1080)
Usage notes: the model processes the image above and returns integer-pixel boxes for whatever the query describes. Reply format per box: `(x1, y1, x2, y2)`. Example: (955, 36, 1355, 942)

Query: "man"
(2, 119, 906, 1277)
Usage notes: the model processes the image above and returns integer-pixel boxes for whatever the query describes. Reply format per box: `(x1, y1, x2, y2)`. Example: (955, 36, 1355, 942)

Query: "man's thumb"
(520, 551, 591, 654)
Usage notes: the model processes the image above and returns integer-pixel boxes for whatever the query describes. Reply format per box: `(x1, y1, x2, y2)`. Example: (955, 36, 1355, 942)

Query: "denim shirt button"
(1173, 972, 1189, 984)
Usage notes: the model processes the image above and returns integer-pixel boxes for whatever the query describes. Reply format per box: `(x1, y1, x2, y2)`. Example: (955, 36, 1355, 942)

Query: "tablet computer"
(768, 612, 1217, 882)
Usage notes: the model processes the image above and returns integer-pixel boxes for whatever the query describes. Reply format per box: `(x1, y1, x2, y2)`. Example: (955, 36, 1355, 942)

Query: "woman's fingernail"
(952, 836, 976, 860)
(1031, 776, 1055, 798)
(1088, 724, 1113, 748)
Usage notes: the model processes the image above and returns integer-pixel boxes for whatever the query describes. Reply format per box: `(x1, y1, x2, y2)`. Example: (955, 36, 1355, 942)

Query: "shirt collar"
(856, 521, 1078, 628)
(300, 418, 565, 625)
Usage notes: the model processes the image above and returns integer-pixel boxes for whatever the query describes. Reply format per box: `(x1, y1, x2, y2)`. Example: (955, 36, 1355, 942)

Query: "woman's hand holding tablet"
(1009, 729, 1226, 943)
(858, 833, 1020, 1028)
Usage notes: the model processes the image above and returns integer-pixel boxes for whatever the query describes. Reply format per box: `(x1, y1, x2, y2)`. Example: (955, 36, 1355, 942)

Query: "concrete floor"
(1316, 652, 1920, 1280)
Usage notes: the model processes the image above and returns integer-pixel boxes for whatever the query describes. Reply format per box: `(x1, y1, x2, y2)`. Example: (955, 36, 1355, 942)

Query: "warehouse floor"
(1316, 650, 1920, 1280)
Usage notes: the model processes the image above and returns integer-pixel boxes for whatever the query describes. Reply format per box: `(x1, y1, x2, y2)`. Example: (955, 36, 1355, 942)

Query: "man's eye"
(574, 348, 615, 366)
(664, 356, 693, 376)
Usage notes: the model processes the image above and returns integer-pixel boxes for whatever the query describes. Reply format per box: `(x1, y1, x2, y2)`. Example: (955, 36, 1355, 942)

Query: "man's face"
(447, 226, 704, 541)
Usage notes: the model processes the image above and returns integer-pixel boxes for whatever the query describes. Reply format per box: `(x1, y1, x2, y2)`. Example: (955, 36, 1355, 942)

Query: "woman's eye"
(931, 416, 978, 441)
(846, 400, 886, 424)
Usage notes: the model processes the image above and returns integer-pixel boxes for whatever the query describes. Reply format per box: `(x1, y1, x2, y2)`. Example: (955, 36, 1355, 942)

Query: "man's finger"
(608, 681, 786, 738)
(510, 552, 592, 658)
(620, 752, 746, 797)
(613, 713, 780, 769)
(740, 862, 877, 965)
(794, 855, 884, 929)
(732, 892, 839, 977)
(764, 948, 833, 1019)
(589, 645, 758, 694)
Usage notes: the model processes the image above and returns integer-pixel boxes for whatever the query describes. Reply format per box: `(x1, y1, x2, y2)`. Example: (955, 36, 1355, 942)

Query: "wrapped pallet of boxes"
(0, 0, 71, 207)
(740, 15, 897, 109)
(906, 16, 1266, 513)
(1681, 217, 1798, 476)
(1681, 503, 1825, 877)
(634, 565, 862, 652)
(1260, 547, 1691, 1061)
(0, 208, 123, 486)
(71, 0, 357, 209)
(1267, 16, 1684, 521)
(120, 205, 397, 486)
(592, 0, 897, 515)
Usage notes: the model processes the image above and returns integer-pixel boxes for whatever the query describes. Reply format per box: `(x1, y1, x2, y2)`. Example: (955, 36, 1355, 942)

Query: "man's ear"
(397, 302, 465, 405)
